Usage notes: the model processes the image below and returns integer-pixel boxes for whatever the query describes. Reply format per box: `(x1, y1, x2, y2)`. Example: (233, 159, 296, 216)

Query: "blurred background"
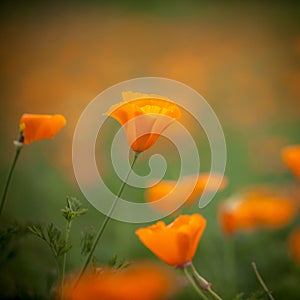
(0, 1, 300, 299)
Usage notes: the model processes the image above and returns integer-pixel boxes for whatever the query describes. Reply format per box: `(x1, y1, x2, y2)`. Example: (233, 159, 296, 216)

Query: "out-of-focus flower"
(106, 91, 181, 152)
(146, 173, 227, 212)
(20, 113, 66, 144)
(282, 145, 300, 179)
(288, 226, 300, 265)
(135, 214, 206, 267)
(63, 262, 178, 300)
(219, 188, 298, 236)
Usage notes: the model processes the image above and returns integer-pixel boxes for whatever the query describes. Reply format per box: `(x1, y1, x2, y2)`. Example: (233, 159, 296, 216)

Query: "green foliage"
(61, 197, 87, 222)
(0, 221, 30, 263)
(89, 254, 131, 273)
(80, 226, 131, 271)
(81, 225, 96, 257)
(247, 290, 266, 300)
(108, 254, 130, 270)
(233, 293, 244, 300)
(28, 197, 87, 260)
(28, 223, 71, 258)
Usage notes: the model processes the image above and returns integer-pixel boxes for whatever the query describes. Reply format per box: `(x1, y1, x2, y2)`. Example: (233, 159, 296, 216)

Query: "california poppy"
(146, 173, 227, 212)
(63, 262, 177, 300)
(135, 214, 206, 267)
(20, 113, 66, 144)
(219, 187, 298, 236)
(282, 145, 300, 179)
(106, 91, 181, 152)
(288, 226, 300, 265)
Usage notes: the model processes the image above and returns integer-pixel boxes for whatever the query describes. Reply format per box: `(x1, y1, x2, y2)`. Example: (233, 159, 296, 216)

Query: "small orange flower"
(219, 188, 298, 236)
(20, 113, 66, 144)
(288, 226, 300, 265)
(106, 91, 181, 152)
(146, 173, 227, 212)
(64, 262, 177, 300)
(282, 145, 300, 179)
(135, 214, 206, 267)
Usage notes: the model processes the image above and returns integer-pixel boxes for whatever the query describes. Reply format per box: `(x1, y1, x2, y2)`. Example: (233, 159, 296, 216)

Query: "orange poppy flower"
(135, 214, 206, 267)
(219, 188, 298, 236)
(63, 262, 177, 300)
(106, 91, 181, 152)
(20, 113, 66, 144)
(146, 173, 227, 212)
(282, 145, 300, 179)
(288, 226, 300, 265)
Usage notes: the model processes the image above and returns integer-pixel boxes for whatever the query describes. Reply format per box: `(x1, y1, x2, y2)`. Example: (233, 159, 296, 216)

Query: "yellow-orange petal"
(20, 113, 66, 144)
(63, 262, 178, 300)
(122, 91, 172, 102)
(219, 188, 298, 236)
(146, 173, 227, 213)
(282, 145, 300, 179)
(288, 226, 300, 265)
(135, 214, 206, 266)
(105, 92, 181, 152)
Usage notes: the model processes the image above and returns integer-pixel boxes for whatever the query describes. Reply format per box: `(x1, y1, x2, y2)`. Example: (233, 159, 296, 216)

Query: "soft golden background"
(0, 1, 300, 299)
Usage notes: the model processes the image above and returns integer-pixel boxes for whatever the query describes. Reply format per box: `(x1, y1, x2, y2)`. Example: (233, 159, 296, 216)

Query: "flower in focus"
(106, 91, 181, 152)
(288, 226, 300, 265)
(63, 262, 177, 300)
(146, 173, 227, 212)
(20, 113, 66, 144)
(219, 188, 298, 236)
(282, 145, 300, 179)
(135, 214, 206, 267)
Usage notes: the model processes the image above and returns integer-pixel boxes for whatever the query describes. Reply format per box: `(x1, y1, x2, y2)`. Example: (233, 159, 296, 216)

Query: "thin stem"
(61, 218, 72, 299)
(183, 267, 209, 300)
(47, 242, 61, 285)
(0, 144, 23, 217)
(251, 262, 275, 300)
(77, 152, 139, 281)
(207, 287, 223, 300)
(190, 263, 223, 300)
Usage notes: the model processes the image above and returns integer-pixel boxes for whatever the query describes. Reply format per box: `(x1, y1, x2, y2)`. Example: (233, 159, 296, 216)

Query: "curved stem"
(77, 152, 139, 282)
(190, 263, 223, 300)
(183, 267, 209, 300)
(46, 241, 61, 286)
(0, 144, 22, 217)
(207, 287, 223, 300)
(251, 262, 275, 300)
(61, 218, 72, 299)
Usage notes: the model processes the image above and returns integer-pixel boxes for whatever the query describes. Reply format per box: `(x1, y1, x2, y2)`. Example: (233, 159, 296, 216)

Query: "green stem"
(207, 287, 223, 300)
(190, 263, 223, 300)
(47, 241, 61, 285)
(77, 152, 139, 281)
(251, 262, 275, 300)
(0, 143, 23, 217)
(183, 267, 209, 300)
(61, 218, 72, 299)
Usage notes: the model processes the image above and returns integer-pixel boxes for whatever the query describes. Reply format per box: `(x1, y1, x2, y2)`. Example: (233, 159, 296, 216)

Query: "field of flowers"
(0, 1, 300, 300)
